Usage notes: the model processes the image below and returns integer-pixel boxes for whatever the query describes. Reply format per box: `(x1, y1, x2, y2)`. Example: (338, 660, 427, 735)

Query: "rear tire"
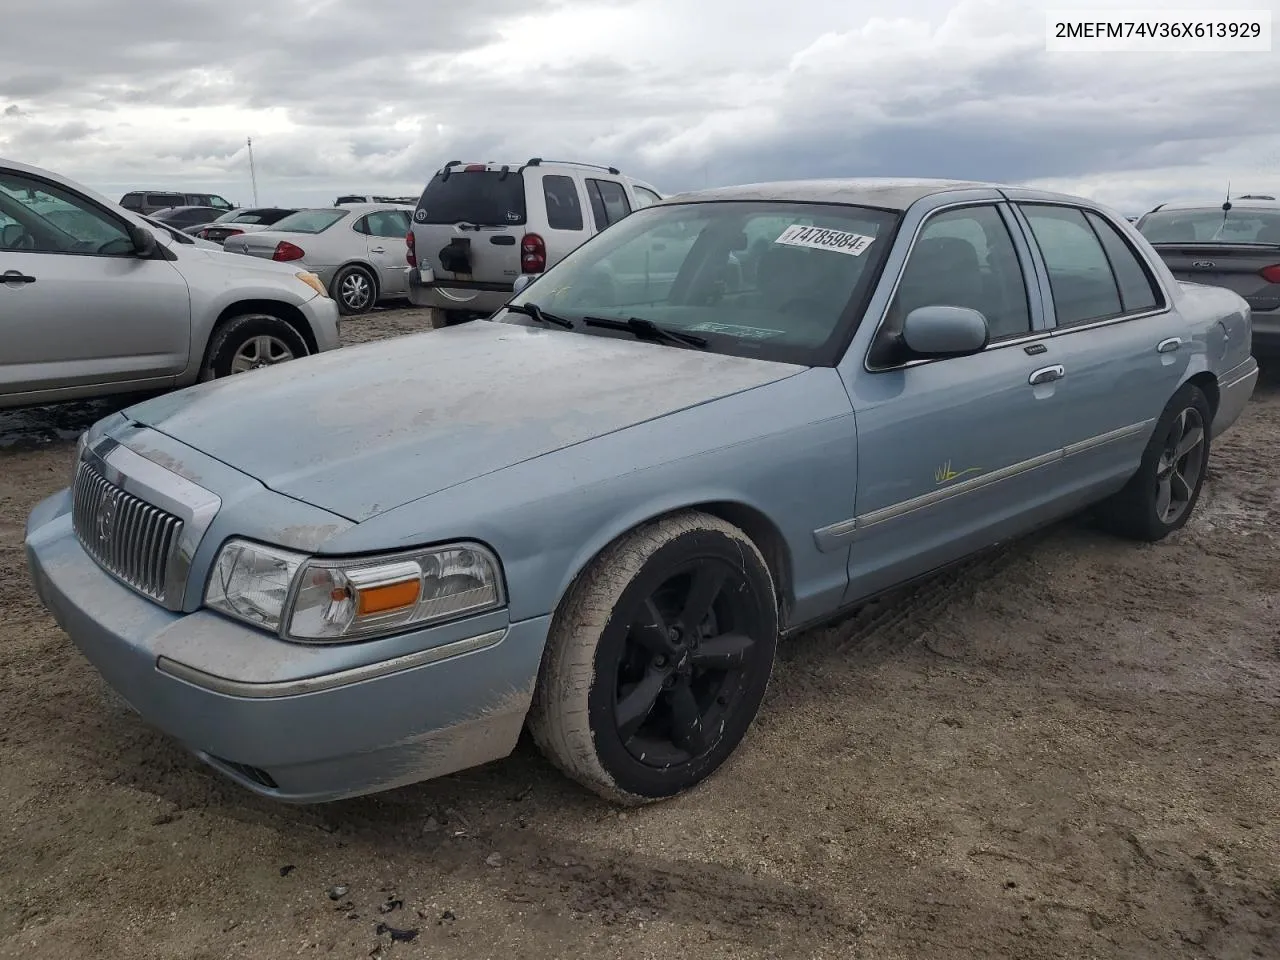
(331, 265, 377, 315)
(1096, 383, 1212, 542)
(204, 313, 309, 379)
(528, 511, 778, 805)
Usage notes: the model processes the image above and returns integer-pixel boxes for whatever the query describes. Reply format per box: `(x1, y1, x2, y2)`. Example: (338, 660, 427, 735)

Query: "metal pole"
(247, 137, 259, 206)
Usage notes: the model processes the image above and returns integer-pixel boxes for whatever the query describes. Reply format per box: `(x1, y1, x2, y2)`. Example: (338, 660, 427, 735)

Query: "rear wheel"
(204, 313, 309, 379)
(331, 265, 376, 315)
(1096, 383, 1212, 541)
(528, 512, 778, 804)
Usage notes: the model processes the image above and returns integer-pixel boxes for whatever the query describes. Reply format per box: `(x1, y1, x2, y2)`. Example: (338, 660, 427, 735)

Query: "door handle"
(2, 270, 36, 285)
(1156, 337, 1182, 354)
(1028, 364, 1065, 386)
(369, 247, 386, 254)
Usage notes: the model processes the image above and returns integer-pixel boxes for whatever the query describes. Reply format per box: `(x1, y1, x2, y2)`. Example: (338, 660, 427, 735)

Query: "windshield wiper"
(582, 316, 708, 349)
(505, 301, 574, 329)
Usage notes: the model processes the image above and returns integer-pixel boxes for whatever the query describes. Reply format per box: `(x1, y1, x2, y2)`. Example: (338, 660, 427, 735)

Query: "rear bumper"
(1250, 310, 1280, 353)
(1212, 356, 1258, 439)
(406, 267, 512, 316)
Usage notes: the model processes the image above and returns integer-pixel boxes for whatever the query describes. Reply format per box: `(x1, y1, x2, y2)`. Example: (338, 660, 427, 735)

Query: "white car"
(406, 158, 663, 324)
(0, 157, 341, 409)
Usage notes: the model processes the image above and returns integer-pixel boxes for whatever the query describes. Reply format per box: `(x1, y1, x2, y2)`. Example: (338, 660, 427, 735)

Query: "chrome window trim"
(811, 419, 1153, 551)
(861, 199, 1045, 374)
(82, 435, 221, 610)
(156, 628, 507, 699)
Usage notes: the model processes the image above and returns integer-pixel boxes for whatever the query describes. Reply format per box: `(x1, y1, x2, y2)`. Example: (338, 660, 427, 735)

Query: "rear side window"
(1085, 212, 1161, 313)
(542, 175, 583, 230)
(415, 170, 527, 226)
(270, 209, 347, 234)
(120, 193, 143, 210)
(147, 193, 183, 208)
(587, 179, 632, 228)
(1020, 204, 1122, 326)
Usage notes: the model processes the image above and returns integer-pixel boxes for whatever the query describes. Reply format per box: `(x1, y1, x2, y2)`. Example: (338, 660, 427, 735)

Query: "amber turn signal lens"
(356, 580, 421, 616)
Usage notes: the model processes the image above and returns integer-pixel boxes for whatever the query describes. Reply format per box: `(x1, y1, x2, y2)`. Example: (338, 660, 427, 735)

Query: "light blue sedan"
(25, 179, 1257, 805)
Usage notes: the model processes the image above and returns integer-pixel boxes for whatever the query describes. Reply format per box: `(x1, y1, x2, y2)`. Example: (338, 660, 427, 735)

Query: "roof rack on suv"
(523, 158, 622, 175)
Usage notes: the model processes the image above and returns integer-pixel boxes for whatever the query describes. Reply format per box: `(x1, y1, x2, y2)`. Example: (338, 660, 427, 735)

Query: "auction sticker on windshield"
(775, 224, 875, 256)
(687, 322, 783, 340)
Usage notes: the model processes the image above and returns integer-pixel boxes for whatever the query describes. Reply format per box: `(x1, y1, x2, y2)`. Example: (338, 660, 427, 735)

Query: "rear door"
(361, 209, 411, 295)
(1008, 198, 1189, 495)
(410, 167, 526, 286)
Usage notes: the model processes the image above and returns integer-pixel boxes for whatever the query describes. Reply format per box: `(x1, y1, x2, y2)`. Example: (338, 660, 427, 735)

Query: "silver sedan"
(221, 203, 412, 315)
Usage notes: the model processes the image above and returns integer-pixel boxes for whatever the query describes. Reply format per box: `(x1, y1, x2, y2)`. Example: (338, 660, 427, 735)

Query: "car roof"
(1145, 198, 1280, 214)
(654, 178, 1018, 211)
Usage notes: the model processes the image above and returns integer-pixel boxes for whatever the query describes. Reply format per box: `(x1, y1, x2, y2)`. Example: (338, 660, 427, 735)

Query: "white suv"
(405, 158, 663, 323)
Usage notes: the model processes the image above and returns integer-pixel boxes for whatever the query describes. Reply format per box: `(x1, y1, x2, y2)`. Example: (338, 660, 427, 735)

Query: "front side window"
(0, 171, 133, 255)
(632, 186, 662, 210)
(270, 209, 347, 234)
(209, 195, 233, 210)
(499, 200, 898, 365)
(1020, 204, 1123, 326)
(587, 179, 632, 228)
(542, 175, 584, 231)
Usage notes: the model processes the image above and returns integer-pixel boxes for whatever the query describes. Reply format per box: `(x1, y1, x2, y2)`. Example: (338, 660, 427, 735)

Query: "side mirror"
(901, 305, 989, 357)
(1, 223, 23, 247)
(127, 223, 158, 258)
(511, 273, 539, 296)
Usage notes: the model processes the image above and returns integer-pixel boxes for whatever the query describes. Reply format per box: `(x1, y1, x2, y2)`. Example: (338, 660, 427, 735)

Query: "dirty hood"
(125, 321, 802, 521)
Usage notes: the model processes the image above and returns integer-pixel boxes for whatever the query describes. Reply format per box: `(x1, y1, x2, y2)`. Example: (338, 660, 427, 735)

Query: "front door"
(0, 167, 191, 402)
(841, 201, 1069, 602)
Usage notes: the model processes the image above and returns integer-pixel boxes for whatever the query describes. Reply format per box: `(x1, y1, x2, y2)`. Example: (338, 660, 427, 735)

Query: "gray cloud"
(1, 0, 1277, 215)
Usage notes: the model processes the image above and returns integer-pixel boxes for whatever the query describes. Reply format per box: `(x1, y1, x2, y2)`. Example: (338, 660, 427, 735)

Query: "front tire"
(331, 265, 377, 315)
(1096, 383, 1212, 542)
(204, 313, 309, 379)
(528, 512, 778, 804)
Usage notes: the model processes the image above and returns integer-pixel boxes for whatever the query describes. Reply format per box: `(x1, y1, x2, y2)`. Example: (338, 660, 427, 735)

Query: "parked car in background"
(222, 203, 412, 315)
(25, 178, 1255, 808)
(1135, 197, 1280, 353)
(336, 194, 417, 206)
(1, 157, 340, 409)
(148, 205, 229, 231)
(406, 158, 663, 324)
(189, 207, 299, 242)
(120, 191, 236, 215)
(138, 213, 222, 250)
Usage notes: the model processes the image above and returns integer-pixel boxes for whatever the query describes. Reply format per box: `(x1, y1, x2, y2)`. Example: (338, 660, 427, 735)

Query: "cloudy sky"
(2, 0, 1277, 215)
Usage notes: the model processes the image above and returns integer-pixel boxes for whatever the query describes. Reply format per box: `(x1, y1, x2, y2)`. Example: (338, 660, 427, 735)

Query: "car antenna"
(1222, 181, 1232, 214)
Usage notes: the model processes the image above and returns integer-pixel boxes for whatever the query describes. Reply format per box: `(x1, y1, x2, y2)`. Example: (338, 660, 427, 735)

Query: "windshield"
(497, 200, 899, 365)
(270, 209, 347, 234)
(1138, 207, 1280, 244)
(415, 170, 527, 226)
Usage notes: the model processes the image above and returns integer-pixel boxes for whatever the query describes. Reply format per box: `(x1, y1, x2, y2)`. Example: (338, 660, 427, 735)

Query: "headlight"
(296, 271, 330, 299)
(204, 539, 504, 642)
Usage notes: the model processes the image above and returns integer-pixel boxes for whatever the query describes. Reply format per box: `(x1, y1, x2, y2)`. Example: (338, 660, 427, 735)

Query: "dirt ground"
(1, 307, 1277, 960)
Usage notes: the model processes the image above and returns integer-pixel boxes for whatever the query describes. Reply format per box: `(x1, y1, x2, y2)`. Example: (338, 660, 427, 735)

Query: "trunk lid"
(1152, 243, 1280, 314)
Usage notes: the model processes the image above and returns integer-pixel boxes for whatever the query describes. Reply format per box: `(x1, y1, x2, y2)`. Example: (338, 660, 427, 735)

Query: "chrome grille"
(72, 462, 184, 602)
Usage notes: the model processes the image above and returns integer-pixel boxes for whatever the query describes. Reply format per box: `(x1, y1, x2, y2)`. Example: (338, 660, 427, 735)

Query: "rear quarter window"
(415, 170, 527, 227)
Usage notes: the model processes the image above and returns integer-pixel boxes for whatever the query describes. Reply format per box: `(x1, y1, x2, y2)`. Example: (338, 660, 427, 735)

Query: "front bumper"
(25, 490, 547, 803)
(405, 266, 511, 316)
(300, 290, 342, 353)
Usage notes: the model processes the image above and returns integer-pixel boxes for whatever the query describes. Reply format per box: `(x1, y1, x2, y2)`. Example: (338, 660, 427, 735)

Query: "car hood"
(124, 321, 803, 522)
